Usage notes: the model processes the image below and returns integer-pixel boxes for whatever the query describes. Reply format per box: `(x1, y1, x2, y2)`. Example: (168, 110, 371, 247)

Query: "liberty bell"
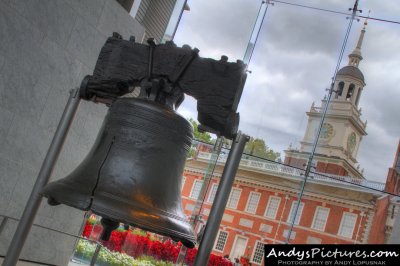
(41, 33, 247, 248)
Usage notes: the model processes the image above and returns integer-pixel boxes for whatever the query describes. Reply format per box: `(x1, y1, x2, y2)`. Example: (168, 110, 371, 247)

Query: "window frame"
(226, 188, 242, 209)
(264, 196, 281, 219)
(245, 191, 261, 214)
(306, 236, 322, 244)
(207, 183, 219, 203)
(213, 230, 229, 252)
(181, 176, 186, 191)
(287, 201, 305, 225)
(189, 179, 203, 199)
(251, 240, 265, 265)
(338, 212, 358, 238)
(311, 206, 330, 231)
(283, 229, 296, 240)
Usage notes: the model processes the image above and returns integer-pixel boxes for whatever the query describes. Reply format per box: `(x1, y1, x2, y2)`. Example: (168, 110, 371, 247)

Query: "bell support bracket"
(79, 33, 247, 139)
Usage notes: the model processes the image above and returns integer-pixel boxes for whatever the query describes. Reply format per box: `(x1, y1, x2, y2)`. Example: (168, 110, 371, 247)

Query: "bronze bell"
(41, 98, 196, 247)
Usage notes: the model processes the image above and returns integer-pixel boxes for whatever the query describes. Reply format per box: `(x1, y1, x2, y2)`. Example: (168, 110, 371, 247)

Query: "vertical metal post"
(176, 139, 223, 265)
(242, 1, 270, 65)
(388, 207, 400, 244)
(90, 243, 102, 266)
(161, 0, 188, 43)
(193, 132, 248, 266)
(284, 0, 360, 244)
(0, 216, 8, 235)
(2, 89, 81, 266)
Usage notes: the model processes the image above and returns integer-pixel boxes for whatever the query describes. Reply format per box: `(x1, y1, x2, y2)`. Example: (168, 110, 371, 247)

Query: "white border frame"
(213, 229, 229, 252)
(338, 212, 358, 238)
(264, 196, 281, 219)
(245, 191, 261, 214)
(311, 206, 330, 231)
(181, 175, 186, 191)
(229, 234, 249, 260)
(207, 183, 219, 203)
(287, 201, 305, 225)
(250, 240, 265, 265)
(189, 179, 203, 199)
(226, 187, 242, 209)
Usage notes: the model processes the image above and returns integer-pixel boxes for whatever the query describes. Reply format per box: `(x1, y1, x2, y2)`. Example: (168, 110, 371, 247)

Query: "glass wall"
(1, 0, 399, 266)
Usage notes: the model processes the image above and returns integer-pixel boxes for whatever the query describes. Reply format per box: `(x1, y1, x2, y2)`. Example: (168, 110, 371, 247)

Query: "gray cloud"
(175, 0, 399, 183)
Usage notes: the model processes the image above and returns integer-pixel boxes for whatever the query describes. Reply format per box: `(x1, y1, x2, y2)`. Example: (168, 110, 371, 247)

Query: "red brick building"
(181, 148, 392, 264)
(179, 23, 398, 265)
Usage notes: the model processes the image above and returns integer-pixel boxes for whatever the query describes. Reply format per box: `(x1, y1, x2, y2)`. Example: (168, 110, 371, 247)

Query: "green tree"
(188, 118, 214, 143)
(244, 137, 281, 161)
(187, 118, 215, 158)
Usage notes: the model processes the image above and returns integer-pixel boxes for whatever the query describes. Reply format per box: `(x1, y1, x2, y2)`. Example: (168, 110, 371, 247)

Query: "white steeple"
(288, 21, 371, 178)
(348, 16, 368, 67)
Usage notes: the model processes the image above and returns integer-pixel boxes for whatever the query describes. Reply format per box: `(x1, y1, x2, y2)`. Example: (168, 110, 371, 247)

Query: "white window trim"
(306, 236, 322, 244)
(226, 188, 242, 209)
(245, 191, 261, 214)
(181, 176, 186, 191)
(189, 179, 203, 199)
(311, 206, 330, 231)
(229, 234, 249, 260)
(338, 212, 358, 238)
(283, 229, 296, 240)
(264, 196, 281, 219)
(287, 201, 305, 225)
(207, 183, 219, 203)
(213, 230, 229, 252)
(250, 240, 265, 265)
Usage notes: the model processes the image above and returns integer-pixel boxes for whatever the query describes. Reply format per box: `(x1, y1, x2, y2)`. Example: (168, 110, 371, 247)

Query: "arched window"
(346, 84, 355, 100)
(355, 87, 362, 106)
(337, 82, 344, 98)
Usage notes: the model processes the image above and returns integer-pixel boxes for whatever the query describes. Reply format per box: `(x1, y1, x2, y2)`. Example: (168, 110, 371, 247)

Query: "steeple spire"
(348, 12, 370, 67)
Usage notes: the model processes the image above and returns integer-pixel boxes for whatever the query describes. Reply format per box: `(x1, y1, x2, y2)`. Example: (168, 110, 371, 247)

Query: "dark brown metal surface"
(41, 98, 196, 247)
(81, 36, 247, 139)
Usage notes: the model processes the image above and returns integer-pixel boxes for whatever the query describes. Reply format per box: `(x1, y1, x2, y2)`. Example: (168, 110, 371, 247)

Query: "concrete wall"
(135, 0, 176, 43)
(0, 0, 144, 265)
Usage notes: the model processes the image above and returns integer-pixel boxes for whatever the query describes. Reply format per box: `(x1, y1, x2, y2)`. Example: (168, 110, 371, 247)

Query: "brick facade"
(180, 154, 388, 264)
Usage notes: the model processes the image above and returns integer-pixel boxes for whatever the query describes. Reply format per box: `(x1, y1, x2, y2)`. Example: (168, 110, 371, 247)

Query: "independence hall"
(181, 24, 400, 265)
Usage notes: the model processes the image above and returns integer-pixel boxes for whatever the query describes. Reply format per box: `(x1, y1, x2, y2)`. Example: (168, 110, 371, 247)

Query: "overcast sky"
(173, 0, 400, 183)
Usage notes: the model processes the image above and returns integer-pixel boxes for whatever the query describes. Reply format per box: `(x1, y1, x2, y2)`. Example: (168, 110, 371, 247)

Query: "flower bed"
(77, 220, 233, 266)
(74, 239, 174, 266)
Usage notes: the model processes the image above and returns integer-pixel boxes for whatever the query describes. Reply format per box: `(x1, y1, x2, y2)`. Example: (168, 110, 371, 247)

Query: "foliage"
(244, 137, 281, 161)
(103, 230, 128, 252)
(78, 222, 232, 266)
(188, 118, 214, 143)
(240, 256, 251, 266)
(87, 214, 98, 225)
(74, 239, 174, 266)
(130, 228, 148, 237)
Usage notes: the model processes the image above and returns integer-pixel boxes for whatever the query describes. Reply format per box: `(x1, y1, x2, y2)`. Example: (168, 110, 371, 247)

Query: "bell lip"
(41, 180, 92, 211)
(91, 192, 197, 248)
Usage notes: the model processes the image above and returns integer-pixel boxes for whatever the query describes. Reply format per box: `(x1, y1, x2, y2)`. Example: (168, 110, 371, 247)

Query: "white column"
(352, 87, 360, 105)
(341, 83, 349, 101)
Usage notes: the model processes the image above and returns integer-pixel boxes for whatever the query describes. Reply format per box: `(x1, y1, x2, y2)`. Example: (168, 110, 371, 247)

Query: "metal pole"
(284, 0, 360, 244)
(2, 89, 81, 266)
(0, 217, 8, 235)
(176, 139, 224, 265)
(242, 0, 270, 65)
(193, 132, 248, 266)
(90, 243, 102, 266)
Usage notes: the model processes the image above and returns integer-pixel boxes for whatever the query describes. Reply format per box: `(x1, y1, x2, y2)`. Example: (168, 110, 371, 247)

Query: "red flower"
(82, 222, 93, 238)
(80, 224, 233, 265)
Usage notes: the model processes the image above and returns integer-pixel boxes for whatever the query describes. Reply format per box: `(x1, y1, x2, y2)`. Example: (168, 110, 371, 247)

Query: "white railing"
(311, 101, 367, 129)
(196, 151, 385, 191)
